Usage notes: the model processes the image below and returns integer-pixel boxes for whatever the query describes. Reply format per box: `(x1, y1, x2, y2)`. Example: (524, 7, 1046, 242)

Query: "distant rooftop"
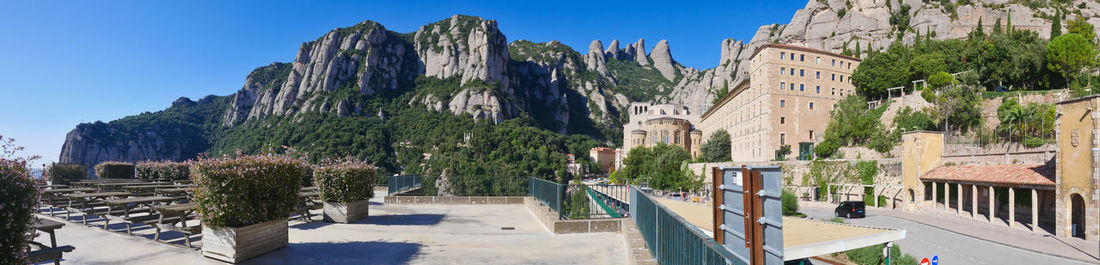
(920, 164, 1055, 187)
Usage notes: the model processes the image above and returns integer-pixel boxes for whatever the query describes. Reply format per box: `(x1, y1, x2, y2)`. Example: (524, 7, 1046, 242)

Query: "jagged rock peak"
(651, 40, 676, 81)
(633, 38, 648, 66)
(584, 39, 609, 76)
(605, 39, 622, 60)
(414, 15, 510, 88)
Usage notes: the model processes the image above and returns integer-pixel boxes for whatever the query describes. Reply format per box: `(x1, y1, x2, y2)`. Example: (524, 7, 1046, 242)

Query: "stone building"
(588, 147, 616, 174)
(698, 44, 860, 161)
(621, 103, 702, 160)
(898, 96, 1100, 240)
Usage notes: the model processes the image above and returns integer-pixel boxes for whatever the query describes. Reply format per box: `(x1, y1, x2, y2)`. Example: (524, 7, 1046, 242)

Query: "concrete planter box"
(323, 200, 370, 223)
(202, 219, 288, 263)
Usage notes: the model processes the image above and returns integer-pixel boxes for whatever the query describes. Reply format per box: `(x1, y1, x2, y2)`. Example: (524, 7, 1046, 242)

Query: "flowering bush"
(0, 135, 39, 264)
(94, 161, 135, 179)
(192, 154, 307, 228)
(136, 161, 191, 180)
(314, 159, 376, 203)
(47, 163, 86, 184)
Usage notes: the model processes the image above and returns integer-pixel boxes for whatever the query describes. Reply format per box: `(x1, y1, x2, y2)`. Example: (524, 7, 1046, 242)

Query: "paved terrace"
(32, 194, 628, 264)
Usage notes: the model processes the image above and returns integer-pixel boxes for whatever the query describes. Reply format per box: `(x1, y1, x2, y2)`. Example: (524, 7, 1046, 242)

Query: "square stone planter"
(202, 219, 288, 263)
(323, 200, 370, 223)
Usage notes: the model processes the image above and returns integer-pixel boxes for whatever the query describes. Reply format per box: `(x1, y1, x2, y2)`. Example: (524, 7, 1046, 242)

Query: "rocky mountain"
(59, 1, 1100, 175)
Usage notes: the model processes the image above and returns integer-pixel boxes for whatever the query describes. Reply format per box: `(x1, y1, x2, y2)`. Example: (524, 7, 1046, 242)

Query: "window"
(832, 59, 836, 66)
(816, 57, 821, 64)
(800, 54, 805, 61)
(780, 82, 786, 90)
(832, 74, 835, 81)
(809, 102, 815, 110)
(840, 75, 844, 82)
(780, 100, 785, 107)
(848, 63, 852, 70)
(816, 86, 820, 93)
(799, 84, 804, 91)
(780, 52, 785, 59)
(810, 130, 815, 140)
(780, 133, 786, 145)
(839, 61, 844, 68)
(831, 87, 835, 95)
(816, 71, 821, 79)
(791, 53, 796, 61)
(799, 69, 804, 77)
(780, 117, 785, 124)
(780, 67, 785, 75)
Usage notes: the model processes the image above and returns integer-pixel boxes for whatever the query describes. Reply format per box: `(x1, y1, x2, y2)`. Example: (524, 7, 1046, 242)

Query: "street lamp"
(883, 242, 893, 265)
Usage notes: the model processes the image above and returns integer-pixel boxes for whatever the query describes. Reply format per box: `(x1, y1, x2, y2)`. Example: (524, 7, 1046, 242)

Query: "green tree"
(701, 129, 731, 162)
(1051, 15, 1063, 38)
(852, 48, 911, 97)
(1046, 33, 1098, 81)
(1067, 16, 1097, 44)
(893, 107, 937, 132)
(927, 71, 957, 88)
(781, 189, 799, 216)
(620, 143, 692, 191)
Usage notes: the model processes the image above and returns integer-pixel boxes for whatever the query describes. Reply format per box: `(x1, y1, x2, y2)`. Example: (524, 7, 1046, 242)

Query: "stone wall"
(522, 197, 623, 234)
(689, 158, 903, 188)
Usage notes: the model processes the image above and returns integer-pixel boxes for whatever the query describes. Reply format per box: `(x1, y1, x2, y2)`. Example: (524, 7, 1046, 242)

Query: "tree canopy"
(1046, 33, 1098, 81)
(700, 129, 731, 162)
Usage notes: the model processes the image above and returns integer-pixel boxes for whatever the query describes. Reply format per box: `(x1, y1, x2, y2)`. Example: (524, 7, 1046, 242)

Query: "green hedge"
(94, 161, 135, 179)
(47, 163, 86, 184)
(1, 161, 38, 264)
(782, 189, 799, 216)
(136, 161, 191, 180)
(192, 154, 307, 228)
(314, 160, 377, 203)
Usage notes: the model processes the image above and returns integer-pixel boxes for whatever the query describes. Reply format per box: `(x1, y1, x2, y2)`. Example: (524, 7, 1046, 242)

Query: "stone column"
(972, 184, 978, 219)
(989, 185, 996, 223)
(1009, 187, 1016, 228)
(932, 182, 938, 210)
(1032, 189, 1040, 232)
(957, 183, 963, 215)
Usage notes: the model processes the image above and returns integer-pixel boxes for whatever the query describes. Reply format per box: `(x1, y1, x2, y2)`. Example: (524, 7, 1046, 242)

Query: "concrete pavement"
(799, 204, 1097, 264)
(33, 195, 628, 264)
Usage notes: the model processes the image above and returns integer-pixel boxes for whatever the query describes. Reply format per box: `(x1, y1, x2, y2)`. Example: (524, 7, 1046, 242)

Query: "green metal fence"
(387, 175, 421, 195)
(529, 177, 563, 217)
(630, 186, 744, 265)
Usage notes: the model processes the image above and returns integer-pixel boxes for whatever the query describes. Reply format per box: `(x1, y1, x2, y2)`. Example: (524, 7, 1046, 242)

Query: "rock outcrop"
(632, 38, 648, 66)
(584, 40, 609, 76)
(650, 40, 677, 81)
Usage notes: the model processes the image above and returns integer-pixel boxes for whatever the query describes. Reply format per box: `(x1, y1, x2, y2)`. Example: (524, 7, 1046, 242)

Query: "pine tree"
(975, 18, 984, 36)
(1006, 14, 1013, 34)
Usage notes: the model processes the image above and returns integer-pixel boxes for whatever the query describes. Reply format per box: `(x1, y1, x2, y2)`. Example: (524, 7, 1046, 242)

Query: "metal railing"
(529, 177, 563, 217)
(387, 175, 422, 195)
(584, 184, 630, 218)
(630, 186, 742, 265)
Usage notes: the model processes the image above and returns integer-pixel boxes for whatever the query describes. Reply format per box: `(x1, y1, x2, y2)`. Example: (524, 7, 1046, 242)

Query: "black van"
(835, 201, 865, 218)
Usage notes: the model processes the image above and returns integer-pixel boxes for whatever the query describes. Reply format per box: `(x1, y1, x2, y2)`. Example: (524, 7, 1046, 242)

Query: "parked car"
(834, 201, 865, 218)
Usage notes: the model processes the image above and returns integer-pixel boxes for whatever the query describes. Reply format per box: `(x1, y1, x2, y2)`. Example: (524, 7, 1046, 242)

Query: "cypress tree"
(993, 18, 1003, 35)
(1051, 14, 1063, 38)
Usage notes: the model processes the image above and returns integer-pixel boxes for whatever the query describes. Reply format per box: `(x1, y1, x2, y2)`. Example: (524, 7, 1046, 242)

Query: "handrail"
(631, 185, 744, 265)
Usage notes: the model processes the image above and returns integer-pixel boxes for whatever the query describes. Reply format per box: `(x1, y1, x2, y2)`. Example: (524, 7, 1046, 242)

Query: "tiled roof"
(920, 164, 1055, 187)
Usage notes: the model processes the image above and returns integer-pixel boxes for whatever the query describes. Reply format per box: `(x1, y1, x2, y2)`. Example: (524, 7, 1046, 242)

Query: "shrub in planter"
(47, 163, 86, 184)
(136, 161, 191, 181)
(192, 154, 307, 263)
(94, 161, 135, 179)
(314, 160, 376, 223)
(1, 160, 39, 264)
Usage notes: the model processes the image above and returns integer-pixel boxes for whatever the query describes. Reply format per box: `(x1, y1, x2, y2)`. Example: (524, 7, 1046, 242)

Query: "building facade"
(621, 103, 702, 160)
(699, 44, 860, 161)
(589, 147, 616, 174)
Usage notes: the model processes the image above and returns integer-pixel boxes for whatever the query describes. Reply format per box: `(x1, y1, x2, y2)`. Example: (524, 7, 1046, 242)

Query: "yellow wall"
(1055, 97, 1098, 239)
(901, 131, 943, 211)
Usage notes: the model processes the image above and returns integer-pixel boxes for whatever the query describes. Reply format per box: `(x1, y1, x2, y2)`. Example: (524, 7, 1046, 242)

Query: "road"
(799, 205, 1094, 265)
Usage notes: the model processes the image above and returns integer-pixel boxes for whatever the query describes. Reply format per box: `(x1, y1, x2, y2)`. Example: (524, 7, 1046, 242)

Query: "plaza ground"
(32, 193, 628, 265)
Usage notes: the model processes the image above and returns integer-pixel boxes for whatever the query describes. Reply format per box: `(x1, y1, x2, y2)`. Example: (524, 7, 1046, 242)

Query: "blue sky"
(0, 0, 808, 164)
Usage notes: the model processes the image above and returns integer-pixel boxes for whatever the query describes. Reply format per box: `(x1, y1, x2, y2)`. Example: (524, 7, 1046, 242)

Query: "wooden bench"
(26, 245, 75, 265)
(151, 203, 201, 247)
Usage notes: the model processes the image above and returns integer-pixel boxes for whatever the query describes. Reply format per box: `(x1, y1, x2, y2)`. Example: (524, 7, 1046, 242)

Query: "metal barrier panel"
(719, 166, 784, 265)
(630, 186, 743, 265)
(388, 175, 422, 194)
(528, 177, 563, 215)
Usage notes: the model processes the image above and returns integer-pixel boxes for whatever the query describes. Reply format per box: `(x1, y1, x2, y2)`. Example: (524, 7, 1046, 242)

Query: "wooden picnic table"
(28, 219, 73, 265)
(105, 196, 174, 206)
(37, 184, 69, 189)
(155, 202, 197, 214)
(65, 191, 130, 200)
(40, 188, 95, 194)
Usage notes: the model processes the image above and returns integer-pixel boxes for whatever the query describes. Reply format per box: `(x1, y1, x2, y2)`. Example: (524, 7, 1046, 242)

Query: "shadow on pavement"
(246, 241, 423, 265)
(1044, 234, 1100, 261)
(361, 214, 444, 226)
